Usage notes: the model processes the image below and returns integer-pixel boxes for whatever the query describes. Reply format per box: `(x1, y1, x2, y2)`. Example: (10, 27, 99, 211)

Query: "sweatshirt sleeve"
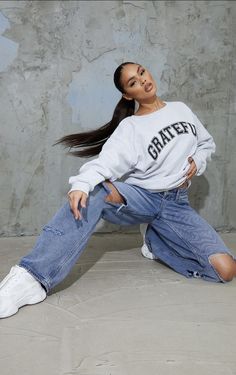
(191, 112, 216, 176)
(68, 120, 137, 195)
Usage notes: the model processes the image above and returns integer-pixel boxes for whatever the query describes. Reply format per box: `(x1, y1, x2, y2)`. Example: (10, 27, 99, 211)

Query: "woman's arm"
(190, 113, 216, 176)
(68, 120, 137, 195)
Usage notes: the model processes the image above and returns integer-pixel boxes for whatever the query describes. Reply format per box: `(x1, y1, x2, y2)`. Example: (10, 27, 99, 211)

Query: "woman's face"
(120, 63, 157, 103)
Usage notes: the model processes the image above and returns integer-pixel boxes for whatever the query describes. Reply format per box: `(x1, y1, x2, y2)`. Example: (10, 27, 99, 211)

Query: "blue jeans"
(19, 181, 234, 292)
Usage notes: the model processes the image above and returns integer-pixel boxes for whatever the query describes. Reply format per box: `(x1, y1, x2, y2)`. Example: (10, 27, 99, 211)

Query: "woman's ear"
(122, 93, 133, 101)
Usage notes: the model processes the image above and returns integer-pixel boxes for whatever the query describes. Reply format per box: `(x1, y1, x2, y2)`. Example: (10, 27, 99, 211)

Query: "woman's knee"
(209, 254, 236, 282)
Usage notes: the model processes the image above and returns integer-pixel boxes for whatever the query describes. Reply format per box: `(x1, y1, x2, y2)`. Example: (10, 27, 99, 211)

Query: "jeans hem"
(18, 262, 50, 293)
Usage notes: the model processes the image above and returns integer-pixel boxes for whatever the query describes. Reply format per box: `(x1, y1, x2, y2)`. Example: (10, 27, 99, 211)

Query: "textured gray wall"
(0, 0, 235, 236)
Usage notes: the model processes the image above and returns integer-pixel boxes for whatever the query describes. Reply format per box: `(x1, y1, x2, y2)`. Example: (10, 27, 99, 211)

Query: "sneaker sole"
(0, 288, 47, 319)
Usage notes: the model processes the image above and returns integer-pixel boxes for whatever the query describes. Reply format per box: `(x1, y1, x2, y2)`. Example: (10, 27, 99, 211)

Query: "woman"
(1, 62, 236, 319)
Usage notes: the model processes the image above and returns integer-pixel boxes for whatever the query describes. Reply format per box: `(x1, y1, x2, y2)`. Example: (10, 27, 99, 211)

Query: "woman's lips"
(145, 82, 153, 92)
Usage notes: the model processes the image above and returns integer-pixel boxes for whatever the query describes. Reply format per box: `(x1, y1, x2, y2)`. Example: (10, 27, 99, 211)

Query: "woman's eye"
(140, 69, 145, 75)
(130, 81, 136, 87)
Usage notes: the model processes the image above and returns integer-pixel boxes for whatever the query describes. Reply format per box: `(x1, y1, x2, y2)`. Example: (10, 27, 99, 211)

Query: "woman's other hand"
(185, 157, 197, 180)
(67, 190, 88, 220)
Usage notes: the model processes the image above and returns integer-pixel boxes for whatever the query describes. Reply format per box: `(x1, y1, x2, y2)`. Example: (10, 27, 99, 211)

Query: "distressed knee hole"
(43, 225, 64, 236)
(104, 182, 126, 205)
(209, 254, 235, 282)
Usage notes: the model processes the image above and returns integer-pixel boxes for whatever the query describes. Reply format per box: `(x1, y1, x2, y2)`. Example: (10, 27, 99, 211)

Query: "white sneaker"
(141, 242, 157, 260)
(0, 265, 47, 318)
(140, 223, 157, 260)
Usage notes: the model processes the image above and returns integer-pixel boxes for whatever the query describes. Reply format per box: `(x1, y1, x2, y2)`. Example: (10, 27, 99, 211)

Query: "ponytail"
(54, 61, 136, 158)
(54, 97, 135, 158)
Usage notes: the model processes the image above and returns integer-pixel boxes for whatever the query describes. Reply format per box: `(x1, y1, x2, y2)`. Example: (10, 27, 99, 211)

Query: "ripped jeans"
(19, 181, 234, 292)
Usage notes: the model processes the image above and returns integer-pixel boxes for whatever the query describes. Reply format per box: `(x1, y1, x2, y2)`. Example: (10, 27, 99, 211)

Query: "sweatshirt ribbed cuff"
(68, 181, 90, 196)
(191, 154, 203, 176)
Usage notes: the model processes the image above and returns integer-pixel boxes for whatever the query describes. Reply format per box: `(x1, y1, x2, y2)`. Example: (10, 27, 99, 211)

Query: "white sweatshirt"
(68, 101, 216, 195)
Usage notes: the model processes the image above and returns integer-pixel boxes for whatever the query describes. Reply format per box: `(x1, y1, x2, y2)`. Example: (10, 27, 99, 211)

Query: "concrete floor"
(0, 232, 236, 375)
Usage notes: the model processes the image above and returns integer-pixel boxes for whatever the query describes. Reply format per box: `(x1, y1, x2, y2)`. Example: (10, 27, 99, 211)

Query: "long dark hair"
(54, 62, 136, 157)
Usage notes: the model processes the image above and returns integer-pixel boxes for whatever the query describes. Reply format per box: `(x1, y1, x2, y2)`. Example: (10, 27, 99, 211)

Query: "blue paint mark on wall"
(0, 12, 18, 72)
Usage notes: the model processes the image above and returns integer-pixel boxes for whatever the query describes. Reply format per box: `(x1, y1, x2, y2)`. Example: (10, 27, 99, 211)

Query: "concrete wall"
(0, 0, 235, 236)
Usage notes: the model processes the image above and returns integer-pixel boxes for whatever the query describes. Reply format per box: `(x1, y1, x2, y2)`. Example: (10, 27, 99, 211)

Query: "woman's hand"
(67, 190, 88, 220)
(185, 157, 197, 180)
